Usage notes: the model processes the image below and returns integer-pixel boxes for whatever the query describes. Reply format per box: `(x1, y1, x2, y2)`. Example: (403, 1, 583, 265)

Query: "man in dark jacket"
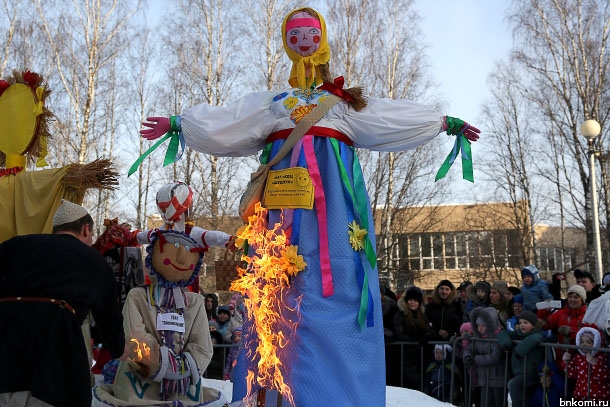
(425, 279, 462, 341)
(0, 199, 125, 407)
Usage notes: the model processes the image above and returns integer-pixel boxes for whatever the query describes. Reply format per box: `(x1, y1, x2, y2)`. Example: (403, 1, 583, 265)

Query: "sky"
(414, 0, 513, 132)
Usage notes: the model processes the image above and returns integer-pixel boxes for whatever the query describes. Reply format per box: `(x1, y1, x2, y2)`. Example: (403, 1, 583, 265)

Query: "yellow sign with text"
(263, 167, 314, 210)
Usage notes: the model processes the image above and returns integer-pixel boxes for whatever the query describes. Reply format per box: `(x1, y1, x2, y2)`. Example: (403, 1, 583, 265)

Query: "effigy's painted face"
(151, 233, 202, 282)
(286, 12, 321, 57)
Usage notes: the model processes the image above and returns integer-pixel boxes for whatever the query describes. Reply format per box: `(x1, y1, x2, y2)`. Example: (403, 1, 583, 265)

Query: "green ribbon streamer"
(128, 120, 183, 177)
(330, 139, 376, 329)
(435, 134, 474, 183)
(128, 133, 171, 176)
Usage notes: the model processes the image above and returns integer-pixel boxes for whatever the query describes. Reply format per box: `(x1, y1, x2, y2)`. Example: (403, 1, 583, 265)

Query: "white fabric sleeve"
(181, 90, 282, 157)
(339, 98, 445, 152)
(135, 230, 155, 245)
(189, 226, 231, 248)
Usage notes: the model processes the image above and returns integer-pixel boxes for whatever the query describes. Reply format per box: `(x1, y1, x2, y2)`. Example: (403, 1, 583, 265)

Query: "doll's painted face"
(151, 232, 203, 282)
(286, 11, 321, 57)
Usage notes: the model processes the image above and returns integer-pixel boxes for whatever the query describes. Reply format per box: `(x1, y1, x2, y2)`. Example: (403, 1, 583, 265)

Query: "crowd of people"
(202, 293, 245, 381)
(382, 266, 610, 406)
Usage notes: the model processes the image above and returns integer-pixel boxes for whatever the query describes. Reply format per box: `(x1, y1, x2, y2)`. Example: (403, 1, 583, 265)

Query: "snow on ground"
(202, 379, 455, 406)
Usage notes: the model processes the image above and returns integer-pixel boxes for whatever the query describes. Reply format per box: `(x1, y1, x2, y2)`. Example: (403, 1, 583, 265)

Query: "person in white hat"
(0, 199, 125, 407)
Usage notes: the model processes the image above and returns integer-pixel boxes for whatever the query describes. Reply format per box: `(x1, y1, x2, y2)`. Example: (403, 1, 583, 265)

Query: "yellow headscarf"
(282, 8, 330, 89)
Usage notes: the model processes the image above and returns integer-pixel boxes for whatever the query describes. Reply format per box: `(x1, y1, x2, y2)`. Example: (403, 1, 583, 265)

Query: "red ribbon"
(319, 76, 354, 102)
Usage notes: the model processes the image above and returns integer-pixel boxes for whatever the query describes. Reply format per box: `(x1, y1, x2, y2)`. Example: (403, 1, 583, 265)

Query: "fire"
(230, 203, 306, 406)
(129, 338, 151, 362)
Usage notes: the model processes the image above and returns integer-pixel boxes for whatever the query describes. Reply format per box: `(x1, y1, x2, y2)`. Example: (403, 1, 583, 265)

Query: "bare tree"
(508, 0, 610, 273)
(236, 0, 299, 91)
(33, 0, 142, 165)
(152, 0, 249, 227)
(481, 61, 538, 265)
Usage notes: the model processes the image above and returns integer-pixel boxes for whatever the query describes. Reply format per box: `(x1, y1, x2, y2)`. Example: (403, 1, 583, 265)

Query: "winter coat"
(464, 307, 507, 388)
(531, 362, 565, 407)
(424, 346, 461, 403)
(498, 326, 545, 380)
(538, 303, 587, 374)
(393, 297, 435, 388)
(521, 268, 553, 312)
(425, 285, 462, 339)
(566, 327, 610, 400)
(0, 234, 125, 407)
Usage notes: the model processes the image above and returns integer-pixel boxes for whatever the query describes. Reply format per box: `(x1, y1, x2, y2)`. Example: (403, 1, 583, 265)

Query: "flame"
(230, 203, 306, 406)
(130, 338, 151, 362)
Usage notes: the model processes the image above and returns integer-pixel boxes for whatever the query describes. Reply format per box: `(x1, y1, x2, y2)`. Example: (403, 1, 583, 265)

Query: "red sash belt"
(267, 126, 353, 146)
(0, 296, 76, 315)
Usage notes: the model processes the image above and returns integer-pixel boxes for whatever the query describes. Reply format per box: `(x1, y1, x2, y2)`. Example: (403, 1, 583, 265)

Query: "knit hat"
(405, 286, 424, 304)
(217, 305, 231, 315)
(512, 294, 524, 305)
(603, 272, 610, 286)
(282, 8, 330, 89)
(208, 320, 218, 329)
(460, 322, 472, 334)
(508, 286, 521, 296)
(518, 311, 538, 326)
(437, 279, 455, 290)
(567, 284, 587, 303)
(476, 317, 486, 327)
(491, 280, 508, 298)
(474, 281, 491, 293)
(52, 199, 89, 227)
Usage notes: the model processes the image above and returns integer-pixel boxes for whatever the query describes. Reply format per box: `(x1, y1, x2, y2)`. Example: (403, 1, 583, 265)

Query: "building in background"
(374, 201, 589, 293)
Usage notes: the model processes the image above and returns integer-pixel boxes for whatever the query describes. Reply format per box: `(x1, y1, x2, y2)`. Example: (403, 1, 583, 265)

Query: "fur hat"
(567, 284, 587, 303)
(491, 280, 508, 298)
(52, 199, 89, 227)
(405, 286, 424, 304)
(518, 311, 538, 326)
(437, 279, 455, 290)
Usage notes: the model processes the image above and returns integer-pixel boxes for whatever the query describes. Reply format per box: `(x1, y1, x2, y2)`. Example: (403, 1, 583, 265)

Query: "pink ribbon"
(303, 135, 334, 297)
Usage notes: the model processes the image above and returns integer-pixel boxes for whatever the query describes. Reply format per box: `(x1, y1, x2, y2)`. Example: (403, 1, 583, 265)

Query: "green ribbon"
(128, 117, 184, 177)
(435, 133, 474, 183)
(330, 139, 376, 329)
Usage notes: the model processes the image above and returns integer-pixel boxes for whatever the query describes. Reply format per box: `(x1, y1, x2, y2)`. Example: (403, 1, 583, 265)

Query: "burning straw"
(230, 203, 306, 406)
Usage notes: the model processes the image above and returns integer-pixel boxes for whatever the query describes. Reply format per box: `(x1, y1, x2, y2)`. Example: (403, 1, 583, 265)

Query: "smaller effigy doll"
(92, 229, 229, 406)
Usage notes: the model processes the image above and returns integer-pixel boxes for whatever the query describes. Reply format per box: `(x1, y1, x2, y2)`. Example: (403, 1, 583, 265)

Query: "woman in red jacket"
(537, 284, 588, 398)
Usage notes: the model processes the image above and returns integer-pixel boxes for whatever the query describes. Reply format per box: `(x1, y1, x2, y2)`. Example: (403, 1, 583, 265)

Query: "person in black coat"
(393, 286, 435, 390)
(0, 200, 125, 407)
(425, 279, 462, 341)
